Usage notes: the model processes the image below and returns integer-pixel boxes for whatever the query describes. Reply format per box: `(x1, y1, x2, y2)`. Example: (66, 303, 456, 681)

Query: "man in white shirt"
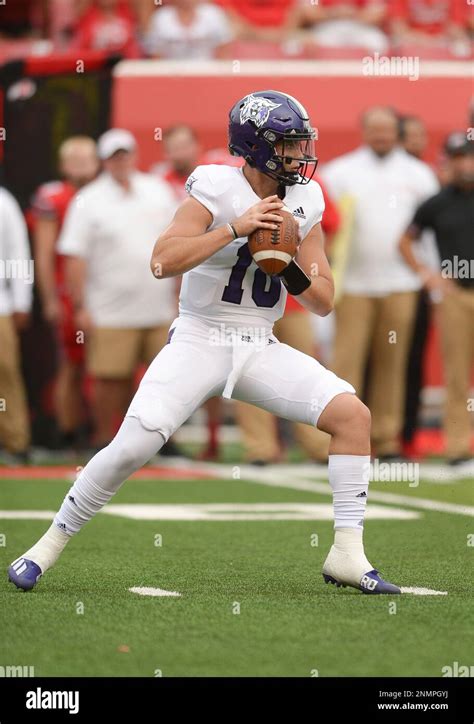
(57, 129, 177, 449)
(321, 106, 439, 459)
(0, 187, 33, 463)
(145, 0, 233, 59)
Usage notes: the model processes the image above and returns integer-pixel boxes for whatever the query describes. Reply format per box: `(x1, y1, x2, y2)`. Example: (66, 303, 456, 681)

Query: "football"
(248, 208, 299, 275)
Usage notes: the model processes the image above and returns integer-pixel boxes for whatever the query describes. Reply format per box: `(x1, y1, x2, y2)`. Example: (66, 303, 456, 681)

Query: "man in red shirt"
(290, 0, 389, 52)
(72, 0, 141, 58)
(390, 0, 470, 45)
(31, 136, 99, 448)
(215, 0, 296, 30)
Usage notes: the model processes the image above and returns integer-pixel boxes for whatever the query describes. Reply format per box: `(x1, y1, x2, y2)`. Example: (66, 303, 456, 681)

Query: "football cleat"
(322, 544, 401, 594)
(8, 557, 42, 591)
(323, 569, 401, 595)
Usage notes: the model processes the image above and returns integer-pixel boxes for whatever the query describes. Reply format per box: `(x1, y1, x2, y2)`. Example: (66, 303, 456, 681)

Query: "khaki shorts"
(87, 325, 171, 378)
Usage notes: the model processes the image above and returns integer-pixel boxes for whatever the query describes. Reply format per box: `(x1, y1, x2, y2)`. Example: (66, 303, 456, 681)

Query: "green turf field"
(1, 464, 473, 677)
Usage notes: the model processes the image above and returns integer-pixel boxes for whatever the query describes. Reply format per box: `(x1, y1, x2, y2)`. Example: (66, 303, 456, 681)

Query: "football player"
(9, 91, 400, 594)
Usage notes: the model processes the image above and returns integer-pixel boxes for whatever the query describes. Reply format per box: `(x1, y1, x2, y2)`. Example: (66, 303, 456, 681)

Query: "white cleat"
(322, 544, 401, 594)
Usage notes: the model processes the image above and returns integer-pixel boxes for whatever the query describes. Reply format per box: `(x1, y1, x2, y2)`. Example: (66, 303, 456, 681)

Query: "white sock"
(328, 454, 370, 530)
(333, 527, 366, 556)
(23, 523, 70, 573)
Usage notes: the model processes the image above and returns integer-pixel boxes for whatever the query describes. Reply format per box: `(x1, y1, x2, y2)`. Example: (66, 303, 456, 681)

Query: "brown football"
(248, 208, 299, 275)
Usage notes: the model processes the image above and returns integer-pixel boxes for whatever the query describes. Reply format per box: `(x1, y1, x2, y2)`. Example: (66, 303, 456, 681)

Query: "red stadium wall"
(111, 60, 472, 168)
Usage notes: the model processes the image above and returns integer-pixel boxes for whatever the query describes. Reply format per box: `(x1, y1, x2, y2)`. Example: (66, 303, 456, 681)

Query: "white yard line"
(400, 587, 447, 596)
(129, 587, 181, 597)
(195, 463, 474, 518)
(102, 502, 420, 522)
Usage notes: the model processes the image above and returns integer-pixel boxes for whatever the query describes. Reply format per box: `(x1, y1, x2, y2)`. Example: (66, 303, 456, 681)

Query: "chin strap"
(278, 260, 311, 295)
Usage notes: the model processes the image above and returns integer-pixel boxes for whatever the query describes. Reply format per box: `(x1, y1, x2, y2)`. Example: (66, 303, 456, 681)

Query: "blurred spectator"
(294, 0, 389, 53)
(31, 136, 99, 450)
(398, 115, 432, 456)
(0, 187, 33, 464)
(154, 125, 202, 201)
(216, 0, 296, 29)
(57, 129, 177, 450)
(72, 0, 141, 58)
(321, 106, 439, 459)
(234, 176, 342, 464)
(215, 0, 297, 40)
(399, 132, 474, 470)
(390, 0, 470, 47)
(145, 0, 233, 59)
(152, 126, 242, 201)
(399, 115, 428, 160)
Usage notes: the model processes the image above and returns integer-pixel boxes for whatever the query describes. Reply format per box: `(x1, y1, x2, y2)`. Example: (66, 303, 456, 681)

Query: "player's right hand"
(232, 195, 284, 237)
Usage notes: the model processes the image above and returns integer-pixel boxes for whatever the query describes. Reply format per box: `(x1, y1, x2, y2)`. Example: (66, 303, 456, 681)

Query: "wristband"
(226, 223, 238, 240)
(278, 260, 311, 295)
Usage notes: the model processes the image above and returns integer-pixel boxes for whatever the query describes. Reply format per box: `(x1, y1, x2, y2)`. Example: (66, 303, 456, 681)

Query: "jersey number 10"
(221, 243, 281, 308)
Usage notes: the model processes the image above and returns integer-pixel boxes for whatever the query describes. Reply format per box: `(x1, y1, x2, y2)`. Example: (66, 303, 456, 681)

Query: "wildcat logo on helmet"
(239, 94, 282, 129)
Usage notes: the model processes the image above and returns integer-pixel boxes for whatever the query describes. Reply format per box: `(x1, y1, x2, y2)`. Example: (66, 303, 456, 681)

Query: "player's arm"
(150, 195, 284, 279)
(292, 222, 335, 317)
(33, 216, 61, 323)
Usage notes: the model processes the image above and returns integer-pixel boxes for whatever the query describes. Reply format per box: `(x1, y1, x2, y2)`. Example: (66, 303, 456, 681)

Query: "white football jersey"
(179, 164, 325, 330)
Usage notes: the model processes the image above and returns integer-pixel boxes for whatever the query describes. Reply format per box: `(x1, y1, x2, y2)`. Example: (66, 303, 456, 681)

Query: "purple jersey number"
(221, 242, 281, 308)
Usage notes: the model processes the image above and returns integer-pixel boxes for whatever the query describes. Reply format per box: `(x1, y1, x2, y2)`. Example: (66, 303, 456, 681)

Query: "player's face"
(275, 139, 311, 172)
(363, 116, 399, 157)
(60, 148, 99, 188)
(164, 129, 200, 174)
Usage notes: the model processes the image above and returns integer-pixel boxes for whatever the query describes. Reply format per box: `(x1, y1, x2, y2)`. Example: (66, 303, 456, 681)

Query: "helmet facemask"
(260, 129, 318, 185)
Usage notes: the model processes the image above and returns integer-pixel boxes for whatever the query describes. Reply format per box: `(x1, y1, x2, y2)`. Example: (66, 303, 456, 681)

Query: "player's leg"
(8, 417, 166, 591)
(232, 339, 400, 594)
(276, 308, 333, 462)
(8, 319, 229, 590)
